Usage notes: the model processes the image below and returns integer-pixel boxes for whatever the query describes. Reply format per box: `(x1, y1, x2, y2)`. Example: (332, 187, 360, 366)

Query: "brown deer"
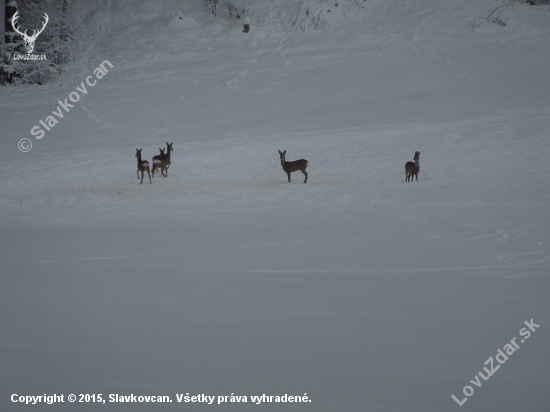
(135, 148, 151, 184)
(152, 142, 173, 173)
(405, 151, 420, 182)
(279, 150, 308, 183)
(151, 148, 168, 178)
(164, 142, 174, 170)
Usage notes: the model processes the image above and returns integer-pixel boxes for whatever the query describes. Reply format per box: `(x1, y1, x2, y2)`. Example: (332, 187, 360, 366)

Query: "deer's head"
(11, 11, 49, 54)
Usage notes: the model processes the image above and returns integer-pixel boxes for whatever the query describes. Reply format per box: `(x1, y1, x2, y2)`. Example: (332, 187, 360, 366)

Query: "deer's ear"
(283, 150, 286, 154)
(278, 150, 282, 154)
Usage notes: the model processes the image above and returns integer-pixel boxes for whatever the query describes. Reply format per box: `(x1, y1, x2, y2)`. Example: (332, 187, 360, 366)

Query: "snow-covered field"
(1, 0, 549, 410)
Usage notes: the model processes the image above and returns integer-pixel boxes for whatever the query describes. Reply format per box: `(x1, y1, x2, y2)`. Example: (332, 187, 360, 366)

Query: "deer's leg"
(137, 169, 140, 180)
(147, 169, 151, 183)
(139, 170, 143, 184)
(163, 166, 167, 178)
(302, 169, 308, 183)
(287, 172, 291, 183)
(415, 173, 418, 182)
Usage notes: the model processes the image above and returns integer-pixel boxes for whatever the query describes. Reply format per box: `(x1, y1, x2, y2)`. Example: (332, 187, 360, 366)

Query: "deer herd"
(135, 144, 420, 185)
(135, 142, 173, 184)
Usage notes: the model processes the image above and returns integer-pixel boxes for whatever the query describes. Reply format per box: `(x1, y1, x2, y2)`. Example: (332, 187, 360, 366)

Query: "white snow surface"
(1, 0, 550, 411)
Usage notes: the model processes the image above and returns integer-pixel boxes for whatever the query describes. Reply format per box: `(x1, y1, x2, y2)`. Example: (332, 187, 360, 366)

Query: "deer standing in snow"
(151, 148, 168, 178)
(405, 151, 420, 182)
(164, 142, 174, 170)
(135, 148, 151, 184)
(279, 150, 308, 183)
(11, 11, 49, 54)
(152, 142, 173, 173)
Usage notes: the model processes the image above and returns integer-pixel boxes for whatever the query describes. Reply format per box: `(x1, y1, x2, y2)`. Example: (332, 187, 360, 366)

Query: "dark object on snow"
(279, 150, 308, 183)
(135, 148, 151, 184)
(405, 151, 420, 182)
(243, 17, 250, 33)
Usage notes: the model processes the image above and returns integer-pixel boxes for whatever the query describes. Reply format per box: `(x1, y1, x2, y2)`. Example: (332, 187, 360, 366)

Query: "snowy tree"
(206, 0, 246, 19)
(0, 0, 5, 47)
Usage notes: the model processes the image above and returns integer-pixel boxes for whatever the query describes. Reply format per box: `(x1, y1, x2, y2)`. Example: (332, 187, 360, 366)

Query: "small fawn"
(405, 151, 420, 182)
(135, 148, 151, 184)
(279, 150, 308, 183)
(152, 148, 168, 178)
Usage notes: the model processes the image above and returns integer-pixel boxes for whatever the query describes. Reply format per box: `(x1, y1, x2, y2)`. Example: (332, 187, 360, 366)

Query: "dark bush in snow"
(205, 0, 246, 19)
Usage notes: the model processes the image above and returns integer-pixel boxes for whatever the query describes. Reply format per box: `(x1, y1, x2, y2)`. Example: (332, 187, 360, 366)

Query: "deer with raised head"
(405, 151, 420, 182)
(165, 142, 174, 170)
(135, 148, 151, 184)
(152, 142, 173, 172)
(151, 148, 168, 178)
(11, 11, 49, 54)
(279, 150, 308, 183)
